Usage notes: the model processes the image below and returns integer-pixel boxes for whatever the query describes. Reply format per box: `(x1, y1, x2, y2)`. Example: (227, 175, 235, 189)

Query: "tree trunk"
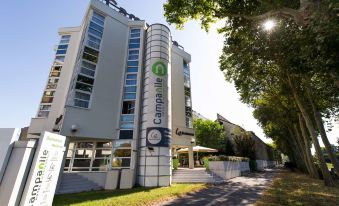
(287, 127, 308, 172)
(288, 76, 335, 186)
(298, 114, 319, 179)
(304, 83, 339, 176)
(293, 124, 313, 175)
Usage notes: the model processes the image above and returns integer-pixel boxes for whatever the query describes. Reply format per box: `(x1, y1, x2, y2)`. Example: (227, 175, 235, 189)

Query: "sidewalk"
(158, 168, 281, 206)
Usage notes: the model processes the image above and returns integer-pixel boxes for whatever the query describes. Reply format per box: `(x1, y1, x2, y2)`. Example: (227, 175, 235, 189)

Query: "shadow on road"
(160, 168, 282, 206)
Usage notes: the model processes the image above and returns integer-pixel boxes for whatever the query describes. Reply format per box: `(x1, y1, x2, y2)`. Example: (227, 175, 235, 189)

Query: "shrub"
(208, 155, 249, 162)
(249, 160, 257, 171)
(203, 157, 209, 170)
(172, 158, 179, 170)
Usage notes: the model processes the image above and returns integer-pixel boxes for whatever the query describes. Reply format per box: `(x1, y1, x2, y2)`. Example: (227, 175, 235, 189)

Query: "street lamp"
(263, 19, 276, 31)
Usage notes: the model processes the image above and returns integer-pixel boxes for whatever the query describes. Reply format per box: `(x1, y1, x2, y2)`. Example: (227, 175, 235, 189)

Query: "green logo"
(152, 61, 167, 76)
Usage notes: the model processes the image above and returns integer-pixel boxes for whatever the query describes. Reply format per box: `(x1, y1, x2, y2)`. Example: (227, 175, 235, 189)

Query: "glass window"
(121, 115, 134, 122)
(124, 86, 136, 93)
(184, 87, 191, 96)
(129, 43, 140, 49)
(120, 122, 134, 129)
(129, 50, 139, 55)
(41, 96, 53, 103)
(56, 49, 67, 55)
(89, 35, 101, 43)
(75, 91, 91, 101)
(127, 67, 138, 73)
(82, 61, 96, 70)
(185, 95, 192, 107)
(125, 80, 137, 85)
(128, 55, 139, 60)
(130, 33, 140, 38)
(89, 27, 103, 38)
(90, 22, 104, 33)
(96, 142, 112, 149)
(83, 52, 98, 63)
(185, 106, 192, 117)
(126, 74, 137, 80)
(77, 75, 94, 85)
(55, 56, 65, 62)
(115, 139, 132, 147)
(61, 35, 71, 40)
(92, 16, 104, 26)
(37, 111, 49, 118)
(129, 38, 140, 44)
(44, 91, 55, 96)
(77, 142, 94, 148)
(93, 12, 105, 22)
(58, 44, 68, 50)
(130, 29, 140, 34)
(84, 46, 99, 56)
(74, 99, 89, 108)
(112, 139, 132, 168)
(80, 67, 95, 77)
(122, 101, 135, 114)
(87, 41, 100, 50)
(40, 104, 51, 110)
(186, 117, 193, 128)
(123, 93, 136, 100)
(127, 61, 138, 67)
(75, 82, 92, 92)
(113, 149, 131, 157)
(112, 158, 130, 168)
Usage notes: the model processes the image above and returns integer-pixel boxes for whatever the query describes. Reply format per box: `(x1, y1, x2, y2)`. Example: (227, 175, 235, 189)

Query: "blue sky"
(0, 0, 337, 145)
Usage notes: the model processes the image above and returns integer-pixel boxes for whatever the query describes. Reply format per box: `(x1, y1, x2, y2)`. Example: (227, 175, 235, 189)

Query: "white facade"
(27, 0, 194, 188)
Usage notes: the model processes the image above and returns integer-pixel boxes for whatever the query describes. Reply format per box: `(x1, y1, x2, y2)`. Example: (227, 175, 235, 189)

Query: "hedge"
(208, 155, 249, 162)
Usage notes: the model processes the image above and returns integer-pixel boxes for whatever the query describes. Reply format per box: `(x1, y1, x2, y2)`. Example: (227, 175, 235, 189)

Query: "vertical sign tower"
(138, 24, 172, 187)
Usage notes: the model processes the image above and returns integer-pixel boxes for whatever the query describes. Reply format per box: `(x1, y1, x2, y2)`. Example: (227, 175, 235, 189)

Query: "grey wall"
(0, 128, 20, 182)
(0, 141, 36, 206)
(61, 4, 130, 139)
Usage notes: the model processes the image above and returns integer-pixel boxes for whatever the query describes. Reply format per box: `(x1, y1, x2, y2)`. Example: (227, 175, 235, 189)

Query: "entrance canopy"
(177, 146, 218, 153)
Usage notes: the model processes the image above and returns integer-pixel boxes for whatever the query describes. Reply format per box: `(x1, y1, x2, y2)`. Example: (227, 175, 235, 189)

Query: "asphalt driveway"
(159, 168, 280, 206)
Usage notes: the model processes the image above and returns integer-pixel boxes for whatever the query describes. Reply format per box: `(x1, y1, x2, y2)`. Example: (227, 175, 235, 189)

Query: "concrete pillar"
(188, 146, 194, 169)
(138, 24, 172, 187)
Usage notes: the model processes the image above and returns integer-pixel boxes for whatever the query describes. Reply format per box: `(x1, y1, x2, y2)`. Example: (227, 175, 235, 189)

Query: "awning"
(177, 146, 218, 153)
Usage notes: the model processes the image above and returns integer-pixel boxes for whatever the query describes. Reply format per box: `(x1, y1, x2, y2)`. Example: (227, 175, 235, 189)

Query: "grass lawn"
(255, 171, 339, 206)
(53, 184, 206, 206)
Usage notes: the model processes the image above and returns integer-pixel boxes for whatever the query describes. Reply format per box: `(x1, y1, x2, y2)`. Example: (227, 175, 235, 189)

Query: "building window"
(82, 46, 99, 63)
(112, 140, 132, 168)
(122, 101, 135, 114)
(119, 130, 133, 139)
(65, 141, 112, 172)
(37, 111, 49, 118)
(183, 61, 193, 128)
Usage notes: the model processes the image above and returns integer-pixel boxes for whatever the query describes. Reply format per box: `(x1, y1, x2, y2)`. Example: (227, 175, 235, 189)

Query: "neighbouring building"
(27, 0, 195, 192)
(216, 114, 275, 162)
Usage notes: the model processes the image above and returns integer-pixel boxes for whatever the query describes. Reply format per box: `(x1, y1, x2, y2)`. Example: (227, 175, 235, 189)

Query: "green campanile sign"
(152, 61, 167, 76)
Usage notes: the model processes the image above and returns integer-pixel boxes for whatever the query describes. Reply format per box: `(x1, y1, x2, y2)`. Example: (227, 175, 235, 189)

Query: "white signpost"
(20, 132, 66, 206)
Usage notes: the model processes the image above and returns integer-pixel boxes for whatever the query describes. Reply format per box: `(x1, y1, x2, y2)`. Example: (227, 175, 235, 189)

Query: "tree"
(193, 119, 225, 151)
(164, 0, 339, 186)
(233, 131, 256, 160)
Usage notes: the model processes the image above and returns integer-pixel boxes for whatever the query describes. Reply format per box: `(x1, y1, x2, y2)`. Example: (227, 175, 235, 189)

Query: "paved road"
(160, 169, 280, 206)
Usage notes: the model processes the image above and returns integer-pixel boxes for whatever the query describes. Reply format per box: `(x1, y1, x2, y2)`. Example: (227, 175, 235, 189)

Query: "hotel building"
(27, 0, 195, 191)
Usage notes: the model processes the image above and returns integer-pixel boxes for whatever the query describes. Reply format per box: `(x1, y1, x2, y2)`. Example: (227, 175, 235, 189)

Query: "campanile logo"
(152, 61, 167, 76)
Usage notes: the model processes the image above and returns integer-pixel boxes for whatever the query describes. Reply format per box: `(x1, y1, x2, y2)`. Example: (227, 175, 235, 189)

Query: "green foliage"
(193, 119, 225, 151)
(208, 155, 249, 162)
(203, 156, 209, 170)
(249, 160, 258, 171)
(233, 132, 256, 160)
(172, 158, 179, 170)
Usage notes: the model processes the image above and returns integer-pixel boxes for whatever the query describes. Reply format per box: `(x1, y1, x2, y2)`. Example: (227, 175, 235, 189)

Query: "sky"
(0, 0, 337, 145)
